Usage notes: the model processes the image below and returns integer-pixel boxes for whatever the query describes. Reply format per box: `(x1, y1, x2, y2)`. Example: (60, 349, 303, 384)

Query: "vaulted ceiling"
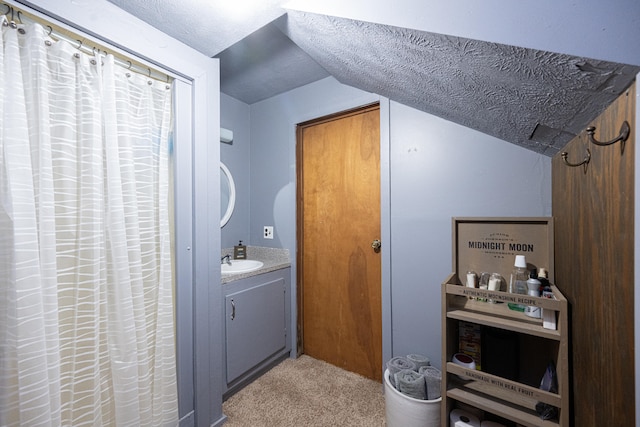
(107, 0, 640, 156)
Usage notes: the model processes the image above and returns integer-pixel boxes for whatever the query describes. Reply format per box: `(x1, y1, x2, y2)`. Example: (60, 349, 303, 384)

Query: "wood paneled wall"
(552, 82, 635, 426)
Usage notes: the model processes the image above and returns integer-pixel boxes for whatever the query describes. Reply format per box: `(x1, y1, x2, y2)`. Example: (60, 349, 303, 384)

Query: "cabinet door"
(225, 278, 286, 383)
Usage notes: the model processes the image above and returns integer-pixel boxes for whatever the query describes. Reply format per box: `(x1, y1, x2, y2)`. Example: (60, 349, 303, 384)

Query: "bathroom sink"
(221, 259, 264, 274)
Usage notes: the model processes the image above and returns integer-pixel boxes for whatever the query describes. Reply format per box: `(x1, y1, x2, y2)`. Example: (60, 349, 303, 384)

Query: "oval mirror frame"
(220, 162, 236, 227)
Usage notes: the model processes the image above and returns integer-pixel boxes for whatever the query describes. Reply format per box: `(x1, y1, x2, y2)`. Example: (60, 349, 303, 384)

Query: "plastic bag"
(535, 361, 558, 420)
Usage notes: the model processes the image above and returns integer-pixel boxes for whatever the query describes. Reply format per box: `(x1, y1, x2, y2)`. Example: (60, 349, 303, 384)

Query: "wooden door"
(296, 104, 382, 381)
(552, 82, 635, 425)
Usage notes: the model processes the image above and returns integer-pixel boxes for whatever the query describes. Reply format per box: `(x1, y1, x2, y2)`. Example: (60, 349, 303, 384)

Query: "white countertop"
(220, 246, 290, 284)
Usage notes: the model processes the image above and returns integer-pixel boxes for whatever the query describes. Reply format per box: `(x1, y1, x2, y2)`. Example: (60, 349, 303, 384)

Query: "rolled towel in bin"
(395, 369, 427, 400)
(419, 366, 442, 400)
(407, 354, 430, 370)
(386, 357, 417, 387)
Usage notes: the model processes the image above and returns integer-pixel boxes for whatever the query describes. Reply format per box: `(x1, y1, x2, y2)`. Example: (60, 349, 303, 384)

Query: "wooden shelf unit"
(441, 273, 569, 427)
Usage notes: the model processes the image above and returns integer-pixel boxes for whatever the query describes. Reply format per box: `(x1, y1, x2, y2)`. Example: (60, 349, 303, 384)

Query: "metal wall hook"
(561, 148, 591, 174)
(586, 120, 630, 154)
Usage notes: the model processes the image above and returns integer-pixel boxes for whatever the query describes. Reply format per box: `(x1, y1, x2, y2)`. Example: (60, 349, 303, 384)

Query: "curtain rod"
(2, 3, 172, 84)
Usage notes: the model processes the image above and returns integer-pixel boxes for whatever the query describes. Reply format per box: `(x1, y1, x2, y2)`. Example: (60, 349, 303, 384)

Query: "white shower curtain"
(0, 16, 178, 426)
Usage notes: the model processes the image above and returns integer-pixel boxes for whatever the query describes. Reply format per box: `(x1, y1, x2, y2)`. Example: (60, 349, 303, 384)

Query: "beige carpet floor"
(222, 355, 386, 426)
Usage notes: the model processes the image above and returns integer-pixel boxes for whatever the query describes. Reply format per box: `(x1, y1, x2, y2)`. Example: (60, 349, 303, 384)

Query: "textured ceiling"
(106, 0, 288, 57)
(107, 1, 639, 156)
(280, 11, 639, 155)
(216, 17, 330, 104)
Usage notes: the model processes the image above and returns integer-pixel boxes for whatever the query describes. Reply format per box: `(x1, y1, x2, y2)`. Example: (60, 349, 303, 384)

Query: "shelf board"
(447, 308, 561, 340)
(447, 387, 560, 427)
(445, 283, 566, 311)
(446, 363, 561, 407)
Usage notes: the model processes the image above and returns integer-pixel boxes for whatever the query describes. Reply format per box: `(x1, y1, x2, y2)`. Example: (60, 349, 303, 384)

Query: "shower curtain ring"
(8, 5, 16, 28)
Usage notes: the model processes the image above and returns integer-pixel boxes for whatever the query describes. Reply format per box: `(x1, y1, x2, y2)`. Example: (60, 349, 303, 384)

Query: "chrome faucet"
(221, 254, 231, 265)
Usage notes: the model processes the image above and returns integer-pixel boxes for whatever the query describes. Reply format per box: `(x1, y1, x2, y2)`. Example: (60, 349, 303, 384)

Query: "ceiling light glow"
(217, 0, 275, 21)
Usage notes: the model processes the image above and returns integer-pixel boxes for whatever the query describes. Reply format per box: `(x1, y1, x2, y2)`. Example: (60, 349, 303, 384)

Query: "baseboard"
(210, 414, 228, 427)
(223, 352, 290, 400)
(179, 411, 194, 427)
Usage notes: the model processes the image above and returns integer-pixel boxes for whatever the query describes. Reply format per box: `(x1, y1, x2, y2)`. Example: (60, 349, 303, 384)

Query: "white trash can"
(384, 369, 441, 427)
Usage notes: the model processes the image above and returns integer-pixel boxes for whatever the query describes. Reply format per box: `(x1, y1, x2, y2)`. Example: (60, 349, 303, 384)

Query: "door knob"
(371, 239, 381, 253)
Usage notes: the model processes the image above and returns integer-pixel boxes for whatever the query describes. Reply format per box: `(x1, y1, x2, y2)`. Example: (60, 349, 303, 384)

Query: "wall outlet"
(264, 226, 274, 239)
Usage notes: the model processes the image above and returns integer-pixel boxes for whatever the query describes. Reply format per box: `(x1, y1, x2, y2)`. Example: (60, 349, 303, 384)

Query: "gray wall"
(389, 101, 551, 363)
(221, 93, 251, 249)
(248, 78, 379, 250)
(232, 76, 551, 366)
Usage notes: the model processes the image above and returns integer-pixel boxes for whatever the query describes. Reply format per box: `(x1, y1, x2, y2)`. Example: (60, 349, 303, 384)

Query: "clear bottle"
(466, 270, 477, 300)
(508, 255, 528, 311)
(525, 273, 542, 318)
(466, 270, 478, 288)
(477, 272, 490, 302)
(487, 272, 503, 303)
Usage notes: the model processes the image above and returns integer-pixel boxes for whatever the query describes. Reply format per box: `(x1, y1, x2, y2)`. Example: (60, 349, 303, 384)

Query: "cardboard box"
(459, 321, 482, 370)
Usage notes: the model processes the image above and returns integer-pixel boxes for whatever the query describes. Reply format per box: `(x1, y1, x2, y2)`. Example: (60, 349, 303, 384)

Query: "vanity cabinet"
(223, 268, 291, 397)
